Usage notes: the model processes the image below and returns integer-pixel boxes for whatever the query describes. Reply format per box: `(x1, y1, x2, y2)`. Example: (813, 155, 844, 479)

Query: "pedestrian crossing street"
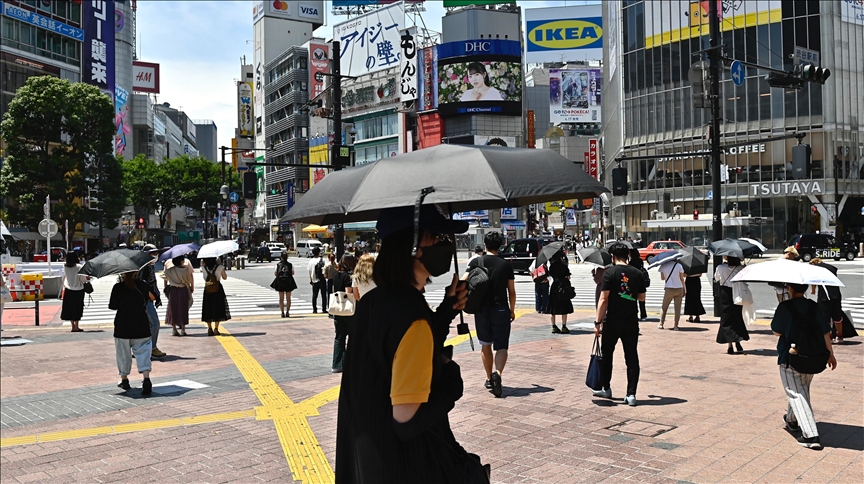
(75, 272, 313, 326)
(756, 296, 864, 326)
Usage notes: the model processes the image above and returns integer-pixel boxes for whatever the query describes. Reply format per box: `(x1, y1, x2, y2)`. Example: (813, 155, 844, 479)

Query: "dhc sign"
(527, 18, 603, 51)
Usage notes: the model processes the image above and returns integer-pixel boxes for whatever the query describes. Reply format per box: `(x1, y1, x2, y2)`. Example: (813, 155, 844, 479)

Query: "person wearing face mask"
(335, 205, 489, 483)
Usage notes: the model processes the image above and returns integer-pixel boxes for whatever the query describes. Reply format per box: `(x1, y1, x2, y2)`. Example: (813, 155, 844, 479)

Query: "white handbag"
(732, 281, 753, 306)
(328, 291, 355, 316)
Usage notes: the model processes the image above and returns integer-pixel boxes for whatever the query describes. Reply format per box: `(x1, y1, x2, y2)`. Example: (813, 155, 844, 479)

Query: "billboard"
(308, 41, 330, 103)
(549, 68, 601, 124)
(238, 81, 254, 138)
(474, 135, 516, 147)
(252, 0, 324, 26)
(254, 46, 263, 136)
(114, 85, 130, 157)
(644, 1, 781, 49)
(841, 0, 864, 24)
(333, 0, 424, 5)
(132, 61, 160, 93)
(334, 2, 404, 78)
(83, 0, 115, 103)
(525, 5, 603, 63)
(436, 39, 522, 117)
(309, 136, 329, 188)
(399, 27, 418, 103)
(588, 138, 598, 180)
(416, 45, 439, 111)
(443, 0, 508, 6)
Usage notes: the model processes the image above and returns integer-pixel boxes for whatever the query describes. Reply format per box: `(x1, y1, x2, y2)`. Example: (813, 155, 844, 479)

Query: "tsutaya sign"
(750, 180, 823, 196)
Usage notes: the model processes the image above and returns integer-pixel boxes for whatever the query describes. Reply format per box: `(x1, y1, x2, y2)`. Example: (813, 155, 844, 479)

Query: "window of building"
(0, 18, 80, 66)
(354, 114, 398, 141)
(354, 143, 398, 166)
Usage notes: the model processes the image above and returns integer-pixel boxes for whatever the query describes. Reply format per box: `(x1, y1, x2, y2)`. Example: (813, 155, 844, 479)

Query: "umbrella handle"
(448, 202, 475, 352)
(411, 187, 436, 257)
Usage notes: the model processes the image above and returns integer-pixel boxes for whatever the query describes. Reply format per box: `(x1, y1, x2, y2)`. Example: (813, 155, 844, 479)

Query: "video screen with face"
(437, 60, 522, 117)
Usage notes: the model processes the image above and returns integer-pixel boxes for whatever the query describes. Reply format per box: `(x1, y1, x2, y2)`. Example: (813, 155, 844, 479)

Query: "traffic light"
(791, 144, 811, 179)
(765, 72, 802, 89)
(242, 171, 257, 199)
(693, 209, 699, 220)
(799, 64, 830, 84)
(136, 217, 146, 229)
(612, 167, 628, 196)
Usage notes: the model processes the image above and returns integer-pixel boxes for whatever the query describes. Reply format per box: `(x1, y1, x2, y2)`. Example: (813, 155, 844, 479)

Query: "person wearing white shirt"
(306, 247, 327, 314)
(61, 252, 89, 332)
(658, 259, 686, 330)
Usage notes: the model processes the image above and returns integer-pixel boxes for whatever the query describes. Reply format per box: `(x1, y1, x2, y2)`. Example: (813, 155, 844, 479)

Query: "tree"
(177, 156, 243, 236)
(0, 76, 119, 239)
(123, 155, 184, 228)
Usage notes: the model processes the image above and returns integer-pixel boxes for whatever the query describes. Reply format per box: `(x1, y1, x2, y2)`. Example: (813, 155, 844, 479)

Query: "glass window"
(636, 49, 646, 90)
(807, 16, 820, 52)
(661, 44, 672, 86)
(625, 6, 637, 52)
(2, 17, 17, 41)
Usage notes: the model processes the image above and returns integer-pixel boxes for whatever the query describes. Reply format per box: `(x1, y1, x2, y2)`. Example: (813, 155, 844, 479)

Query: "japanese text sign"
(588, 138, 598, 180)
(399, 27, 418, 103)
(1, 2, 84, 40)
(333, 2, 404, 78)
(83, 0, 116, 101)
(308, 42, 330, 105)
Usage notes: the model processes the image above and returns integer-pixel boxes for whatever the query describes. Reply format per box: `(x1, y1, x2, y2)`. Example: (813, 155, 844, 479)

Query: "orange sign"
(527, 110, 535, 148)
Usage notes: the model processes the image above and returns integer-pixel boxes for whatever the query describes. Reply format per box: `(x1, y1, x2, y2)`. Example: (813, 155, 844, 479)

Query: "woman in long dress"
(162, 256, 193, 336)
(547, 251, 573, 334)
(201, 257, 231, 336)
(61, 252, 89, 332)
(714, 256, 749, 354)
(684, 274, 706, 323)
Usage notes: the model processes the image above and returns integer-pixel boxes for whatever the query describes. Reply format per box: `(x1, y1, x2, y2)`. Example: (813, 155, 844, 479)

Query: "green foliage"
(177, 156, 243, 219)
(0, 76, 117, 237)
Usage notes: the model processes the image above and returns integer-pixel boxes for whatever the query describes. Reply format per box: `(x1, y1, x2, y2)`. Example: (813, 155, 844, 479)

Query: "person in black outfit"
(714, 256, 749, 354)
(466, 231, 515, 397)
(594, 243, 646, 406)
(808, 258, 857, 342)
(335, 205, 488, 483)
(109, 272, 156, 394)
(270, 252, 298, 317)
(331, 254, 356, 373)
(547, 250, 573, 334)
(628, 249, 648, 321)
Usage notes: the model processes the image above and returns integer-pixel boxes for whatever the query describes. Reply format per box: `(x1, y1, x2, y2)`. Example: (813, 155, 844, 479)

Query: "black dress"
(716, 285, 748, 343)
(201, 265, 231, 323)
(270, 261, 298, 292)
(61, 289, 85, 321)
(684, 276, 706, 316)
(547, 261, 574, 315)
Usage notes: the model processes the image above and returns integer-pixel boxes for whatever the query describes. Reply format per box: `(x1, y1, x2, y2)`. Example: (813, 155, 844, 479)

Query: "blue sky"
(136, 1, 585, 151)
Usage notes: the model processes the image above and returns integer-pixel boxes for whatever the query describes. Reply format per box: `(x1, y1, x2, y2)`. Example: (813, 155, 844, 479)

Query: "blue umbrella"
(647, 250, 684, 269)
(157, 243, 200, 263)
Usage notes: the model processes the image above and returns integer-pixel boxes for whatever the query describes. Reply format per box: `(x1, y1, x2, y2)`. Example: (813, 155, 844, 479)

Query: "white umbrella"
(730, 259, 845, 287)
(0, 220, 11, 237)
(197, 240, 239, 259)
(738, 238, 768, 253)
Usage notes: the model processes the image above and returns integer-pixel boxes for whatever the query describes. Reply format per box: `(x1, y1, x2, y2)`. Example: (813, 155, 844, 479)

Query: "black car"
(789, 234, 857, 262)
(497, 238, 557, 274)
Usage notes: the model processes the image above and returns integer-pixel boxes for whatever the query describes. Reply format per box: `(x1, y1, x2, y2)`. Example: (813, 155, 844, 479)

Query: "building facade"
(602, 0, 864, 248)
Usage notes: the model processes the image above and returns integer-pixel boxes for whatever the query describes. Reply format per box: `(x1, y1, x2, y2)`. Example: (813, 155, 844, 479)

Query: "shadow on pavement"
(834, 340, 861, 346)
(114, 386, 195, 399)
(741, 349, 779, 356)
(223, 332, 267, 338)
(503, 384, 554, 398)
(819, 423, 864, 451)
(154, 355, 197, 362)
(640, 395, 688, 406)
(673, 327, 709, 332)
(748, 329, 777, 336)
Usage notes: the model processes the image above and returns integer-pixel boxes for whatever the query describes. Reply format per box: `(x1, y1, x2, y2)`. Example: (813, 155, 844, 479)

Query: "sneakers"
(797, 435, 822, 449)
(551, 325, 561, 334)
(561, 326, 570, 334)
(142, 378, 152, 395)
(784, 415, 801, 433)
(490, 372, 503, 398)
(331, 368, 343, 373)
(484, 380, 492, 389)
(172, 328, 180, 336)
(117, 379, 131, 390)
(151, 348, 166, 358)
(592, 388, 612, 399)
(625, 395, 636, 406)
(657, 323, 664, 330)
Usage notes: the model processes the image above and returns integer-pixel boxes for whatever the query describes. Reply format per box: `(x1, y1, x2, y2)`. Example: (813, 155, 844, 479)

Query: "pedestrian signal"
(693, 210, 699, 220)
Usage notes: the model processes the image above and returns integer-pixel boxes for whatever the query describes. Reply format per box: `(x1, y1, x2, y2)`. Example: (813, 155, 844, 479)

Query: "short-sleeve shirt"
(770, 297, 832, 366)
(660, 261, 685, 289)
(390, 320, 433, 405)
(601, 264, 646, 325)
(467, 255, 514, 308)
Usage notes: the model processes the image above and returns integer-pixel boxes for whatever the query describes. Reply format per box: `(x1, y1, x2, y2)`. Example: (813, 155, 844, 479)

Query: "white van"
(296, 239, 323, 258)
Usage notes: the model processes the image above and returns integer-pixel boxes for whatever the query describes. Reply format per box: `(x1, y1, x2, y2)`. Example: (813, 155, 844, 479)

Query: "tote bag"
(328, 291, 355, 316)
(585, 335, 604, 391)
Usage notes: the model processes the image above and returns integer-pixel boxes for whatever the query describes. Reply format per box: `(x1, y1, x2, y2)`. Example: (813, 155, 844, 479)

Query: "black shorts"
(475, 305, 511, 351)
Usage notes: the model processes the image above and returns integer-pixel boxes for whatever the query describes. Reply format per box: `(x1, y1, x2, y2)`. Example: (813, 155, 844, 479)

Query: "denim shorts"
(475, 305, 511, 351)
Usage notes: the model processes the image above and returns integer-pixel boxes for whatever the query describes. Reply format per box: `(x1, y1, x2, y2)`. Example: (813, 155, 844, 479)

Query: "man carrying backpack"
(771, 283, 837, 450)
(464, 231, 515, 398)
(307, 247, 327, 314)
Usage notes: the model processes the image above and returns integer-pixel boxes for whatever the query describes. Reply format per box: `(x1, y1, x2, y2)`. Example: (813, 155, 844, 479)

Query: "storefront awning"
(343, 222, 377, 231)
(502, 220, 526, 230)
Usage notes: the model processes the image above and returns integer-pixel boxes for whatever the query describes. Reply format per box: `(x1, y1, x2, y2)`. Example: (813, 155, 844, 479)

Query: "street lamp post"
(202, 201, 208, 241)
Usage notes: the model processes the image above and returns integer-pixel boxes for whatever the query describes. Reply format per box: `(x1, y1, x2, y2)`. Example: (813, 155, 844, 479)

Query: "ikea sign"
(525, 5, 603, 63)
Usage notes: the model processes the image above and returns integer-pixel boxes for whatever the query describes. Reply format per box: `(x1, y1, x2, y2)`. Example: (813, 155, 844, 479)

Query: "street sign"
(228, 192, 240, 203)
(340, 146, 349, 157)
(38, 219, 58, 237)
(707, 190, 713, 200)
(730, 60, 745, 86)
(230, 203, 239, 214)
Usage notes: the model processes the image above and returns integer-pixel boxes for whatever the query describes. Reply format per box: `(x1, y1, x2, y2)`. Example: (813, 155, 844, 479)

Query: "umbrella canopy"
(280, 144, 609, 224)
(647, 250, 683, 270)
(157, 243, 200, 263)
(739, 237, 768, 252)
(730, 259, 845, 287)
(577, 247, 612, 267)
(677, 246, 709, 275)
(79, 250, 150, 278)
(707, 238, 761, 259)
(113, 249, 157, 268)
(198, 240, 240, 259)
(605, 240, 635, 250)
(535, 242, 565, 267)
(301, 224, 328, 233)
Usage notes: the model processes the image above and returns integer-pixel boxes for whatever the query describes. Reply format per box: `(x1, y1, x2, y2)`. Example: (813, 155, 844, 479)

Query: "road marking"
(216, 328, 335, 484)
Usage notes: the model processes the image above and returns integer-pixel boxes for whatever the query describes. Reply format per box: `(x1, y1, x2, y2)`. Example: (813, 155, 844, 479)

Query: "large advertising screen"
(643, 0, 781, 49)
(435, 39, 522, 117)
(549, 68, 601, 124)
(525, 5, 603, 64)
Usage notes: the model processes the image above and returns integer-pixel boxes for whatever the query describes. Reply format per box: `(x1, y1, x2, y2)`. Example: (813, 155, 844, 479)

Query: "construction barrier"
(19, 273, 44, 301)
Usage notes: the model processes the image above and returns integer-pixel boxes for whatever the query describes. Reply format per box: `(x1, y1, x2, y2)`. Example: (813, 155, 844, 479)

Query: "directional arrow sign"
(730, 60, 745, 86)
(38, 219, 58, 237)
(228, 192, 240, 203)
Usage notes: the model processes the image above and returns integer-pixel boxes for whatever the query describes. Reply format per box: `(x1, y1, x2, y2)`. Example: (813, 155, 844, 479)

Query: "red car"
(638, 240, 686, 262)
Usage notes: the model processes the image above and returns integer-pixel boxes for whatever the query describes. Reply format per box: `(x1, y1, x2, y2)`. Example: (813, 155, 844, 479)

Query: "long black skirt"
(683, 277, 705, 316)
(201, 284, 231, 323)
(716, 286, 748, 343)
(547, 281, 573, 315)
(61, 288, 85, 321)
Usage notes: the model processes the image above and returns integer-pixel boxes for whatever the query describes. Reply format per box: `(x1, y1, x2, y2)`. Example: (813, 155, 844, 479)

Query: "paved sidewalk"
(1, 307, 861, 483)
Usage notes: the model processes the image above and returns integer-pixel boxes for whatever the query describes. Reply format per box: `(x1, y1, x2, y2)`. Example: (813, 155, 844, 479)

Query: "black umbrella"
(707, 238, 760, 259)
(578, 247, 612, 267)
(79, 250, 153, 278)
(535, 242, 565, 267)
(605, 240, 635, 250)
(677, 246, 709, 275)
(280, 144, 609, 224)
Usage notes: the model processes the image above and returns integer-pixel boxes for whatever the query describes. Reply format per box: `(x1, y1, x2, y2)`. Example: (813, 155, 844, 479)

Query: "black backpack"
(314, 258, 325, 281)
(786, 301, 830, 374)
(464, 256, 489, 314)
(277, 262, 292, 279)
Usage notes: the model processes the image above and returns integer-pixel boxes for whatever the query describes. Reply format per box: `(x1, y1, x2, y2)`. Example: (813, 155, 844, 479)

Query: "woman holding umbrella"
(109, 271, 156, 394)
(714, 256, 749, 354)
(547, 250, 574, 334)
(163, 255, 194, 336)
(200, 257, 231, 336)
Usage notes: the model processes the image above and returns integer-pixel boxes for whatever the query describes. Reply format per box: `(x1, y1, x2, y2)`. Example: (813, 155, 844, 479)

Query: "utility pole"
(331, 41, 345, 260)
(98, 156, 104, 253)
(708, 0, 723, 316)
